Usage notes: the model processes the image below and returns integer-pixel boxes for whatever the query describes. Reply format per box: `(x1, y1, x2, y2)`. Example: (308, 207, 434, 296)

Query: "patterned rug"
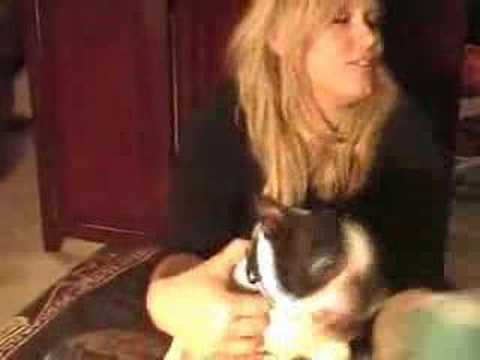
(45, 328, 170, 360)
(0, 245, 171, 360)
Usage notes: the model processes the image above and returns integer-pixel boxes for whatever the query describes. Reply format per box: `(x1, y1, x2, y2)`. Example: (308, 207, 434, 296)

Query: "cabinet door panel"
(25, 0, 246, 249)
(169, 0, 244, 137)
(56, 2, 146, 227)
(32, 0, 172, 245)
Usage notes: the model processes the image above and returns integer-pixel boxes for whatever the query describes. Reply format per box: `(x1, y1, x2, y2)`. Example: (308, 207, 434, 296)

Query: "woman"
(147, 0, 451, 358)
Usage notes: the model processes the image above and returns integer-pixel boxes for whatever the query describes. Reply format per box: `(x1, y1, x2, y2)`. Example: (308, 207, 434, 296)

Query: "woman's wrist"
(150, 252, 203, 280)
(146, 253, 203, 334)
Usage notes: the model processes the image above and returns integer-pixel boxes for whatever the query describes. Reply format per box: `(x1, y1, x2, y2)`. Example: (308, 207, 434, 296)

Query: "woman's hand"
(147, 239, 270, 359)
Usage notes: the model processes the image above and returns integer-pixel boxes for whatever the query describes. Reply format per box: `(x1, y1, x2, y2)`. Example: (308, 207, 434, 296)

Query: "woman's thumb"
(209, 238, 250, 274)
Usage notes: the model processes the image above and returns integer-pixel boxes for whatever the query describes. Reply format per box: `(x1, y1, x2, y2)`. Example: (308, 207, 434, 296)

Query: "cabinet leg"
(43, 227, 63, 252)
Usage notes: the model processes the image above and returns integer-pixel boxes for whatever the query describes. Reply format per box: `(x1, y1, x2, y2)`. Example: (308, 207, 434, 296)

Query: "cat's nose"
(318, 311, 362, 341)
(324, 310, 354, 323)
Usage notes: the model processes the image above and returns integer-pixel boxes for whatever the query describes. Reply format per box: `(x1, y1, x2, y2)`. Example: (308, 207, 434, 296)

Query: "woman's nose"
(357, 21, 379, 50)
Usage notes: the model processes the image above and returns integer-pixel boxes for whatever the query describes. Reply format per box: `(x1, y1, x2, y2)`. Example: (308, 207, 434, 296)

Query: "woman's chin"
(338, 89, 375, 108)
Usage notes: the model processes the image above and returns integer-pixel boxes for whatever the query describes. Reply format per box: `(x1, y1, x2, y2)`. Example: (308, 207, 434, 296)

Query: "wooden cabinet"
(20, 0, 243, 250)
(20, 0, 464, 251)
(168, 0, 243, 146)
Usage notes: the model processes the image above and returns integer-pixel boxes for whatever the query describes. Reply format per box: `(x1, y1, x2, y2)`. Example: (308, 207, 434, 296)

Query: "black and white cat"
(232, 197, 386, 360)
(166, 197, 387, 360)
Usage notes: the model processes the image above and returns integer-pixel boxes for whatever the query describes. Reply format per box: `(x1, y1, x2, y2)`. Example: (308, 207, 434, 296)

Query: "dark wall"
(467, 0, 480, 44)
(383, 0, 467, 152)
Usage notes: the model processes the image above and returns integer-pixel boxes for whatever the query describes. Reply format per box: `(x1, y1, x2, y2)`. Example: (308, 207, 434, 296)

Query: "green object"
(407, 296, 480, 360)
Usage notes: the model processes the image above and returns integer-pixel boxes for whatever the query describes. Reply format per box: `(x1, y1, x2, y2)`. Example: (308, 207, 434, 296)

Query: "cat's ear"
(254, 195, 287, 231)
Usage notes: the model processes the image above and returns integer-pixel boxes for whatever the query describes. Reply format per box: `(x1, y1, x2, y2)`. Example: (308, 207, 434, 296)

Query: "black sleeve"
(376, 100, 454, 291)
(164, 91, 258, 259)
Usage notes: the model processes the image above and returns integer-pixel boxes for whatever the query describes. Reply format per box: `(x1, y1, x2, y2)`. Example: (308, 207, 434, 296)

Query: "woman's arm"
(377, 99, 454, 291)
(164, 87, 256, 258)
(146, 253, 202, 334)
(146, 90, 269, 358)
(150, 253, 203, 280)
(146, 239, 269, 358)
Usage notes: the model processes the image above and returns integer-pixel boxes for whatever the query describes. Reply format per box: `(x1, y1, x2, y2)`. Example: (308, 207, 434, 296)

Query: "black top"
(467, 0, 480, 44)
(166, 85, 453, 292)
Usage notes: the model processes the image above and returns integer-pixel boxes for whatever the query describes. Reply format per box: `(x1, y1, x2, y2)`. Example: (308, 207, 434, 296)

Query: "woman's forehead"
(333, 0, 382, 13)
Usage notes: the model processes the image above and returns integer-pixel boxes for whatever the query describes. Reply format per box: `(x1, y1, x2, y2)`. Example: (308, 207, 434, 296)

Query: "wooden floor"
(0, 129, 102, 325)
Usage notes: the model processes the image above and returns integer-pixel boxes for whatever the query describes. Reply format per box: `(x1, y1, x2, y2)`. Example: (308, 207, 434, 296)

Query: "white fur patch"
(254, 224, 299, 307)
(342, 220, 376, 272)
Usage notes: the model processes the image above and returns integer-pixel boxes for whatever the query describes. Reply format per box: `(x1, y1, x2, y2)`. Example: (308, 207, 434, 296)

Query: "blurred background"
(0, 0, 479, 329)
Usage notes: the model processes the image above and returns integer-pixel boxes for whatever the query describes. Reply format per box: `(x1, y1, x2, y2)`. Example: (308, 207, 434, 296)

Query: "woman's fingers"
(227, 315, 269, 338)
(217, 299, 268, 358)
(215, 336, 264, 359)
(211, 292, 269, 359)
(216, 353, 264, 360)
(233, 293, 270, 317)
(207, 238, 251, 279)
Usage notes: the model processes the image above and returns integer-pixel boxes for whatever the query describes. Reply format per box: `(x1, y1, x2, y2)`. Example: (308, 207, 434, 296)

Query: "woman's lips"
(354, 60, 373, 67)
(347, 59, 378, 75)
(348, 58, 375, 68)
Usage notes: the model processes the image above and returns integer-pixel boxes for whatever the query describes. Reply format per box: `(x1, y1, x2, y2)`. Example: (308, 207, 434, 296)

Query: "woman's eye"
(332, 12, 350, 24)
(367, 12, 385, 28)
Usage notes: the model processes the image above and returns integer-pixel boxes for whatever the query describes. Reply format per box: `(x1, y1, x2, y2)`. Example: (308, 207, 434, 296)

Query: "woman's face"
(305, 0, 384, 109)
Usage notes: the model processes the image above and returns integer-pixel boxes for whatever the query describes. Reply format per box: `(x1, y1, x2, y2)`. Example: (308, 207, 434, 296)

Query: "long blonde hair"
(226, 0, 399, 206)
